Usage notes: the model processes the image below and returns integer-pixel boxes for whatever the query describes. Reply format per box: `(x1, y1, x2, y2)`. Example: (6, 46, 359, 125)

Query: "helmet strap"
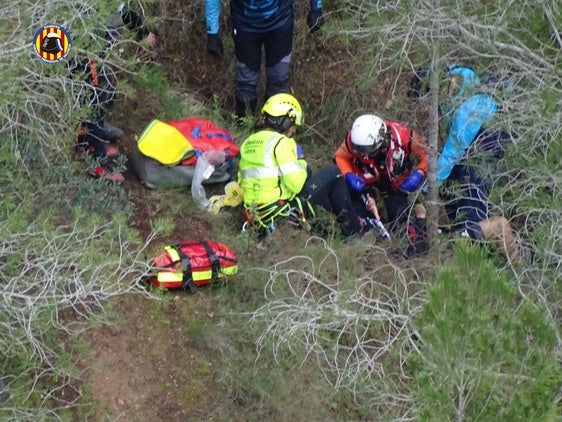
(277, 115, 294, 133)
(265, 113, 294, 133)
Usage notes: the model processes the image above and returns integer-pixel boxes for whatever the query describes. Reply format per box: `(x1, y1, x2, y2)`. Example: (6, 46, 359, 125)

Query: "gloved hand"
(401, 169, 425, 192)
(296, 144, 304, 159)
(307, 9, 325, 33)
(206, 33, 223, 58)
(345, 173, 365, 192)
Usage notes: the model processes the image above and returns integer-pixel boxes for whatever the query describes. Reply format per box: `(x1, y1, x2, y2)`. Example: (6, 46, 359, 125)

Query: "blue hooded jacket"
(436, 66, 498, 186)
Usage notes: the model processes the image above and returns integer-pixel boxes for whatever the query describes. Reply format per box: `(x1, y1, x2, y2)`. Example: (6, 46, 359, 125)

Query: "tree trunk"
(426, 58, 441, 246)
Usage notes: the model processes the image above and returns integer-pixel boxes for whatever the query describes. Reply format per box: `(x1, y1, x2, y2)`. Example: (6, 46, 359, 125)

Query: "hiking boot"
(88, 159, 125, 183)
(75, 144, 119, 160)
(235, 98, 257, 120)
(405, 218, 428, 257)
(100, 121, 123, 141)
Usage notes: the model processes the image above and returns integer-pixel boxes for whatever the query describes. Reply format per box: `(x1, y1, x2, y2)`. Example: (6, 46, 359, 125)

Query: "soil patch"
(81, 122, 231, 420)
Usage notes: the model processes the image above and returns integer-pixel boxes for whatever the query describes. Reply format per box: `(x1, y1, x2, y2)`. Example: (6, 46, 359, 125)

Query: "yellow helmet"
(261, 93, 303, 131)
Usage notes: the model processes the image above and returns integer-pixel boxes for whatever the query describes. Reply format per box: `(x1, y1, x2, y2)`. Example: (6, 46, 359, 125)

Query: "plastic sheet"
(191, 151, 227, 209)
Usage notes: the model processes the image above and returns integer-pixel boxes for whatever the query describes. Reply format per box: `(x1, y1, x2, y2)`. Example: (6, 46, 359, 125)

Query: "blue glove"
(401, 169, 425, 192)
(296, 144, 304, 159)
(345, 173, 365, 192)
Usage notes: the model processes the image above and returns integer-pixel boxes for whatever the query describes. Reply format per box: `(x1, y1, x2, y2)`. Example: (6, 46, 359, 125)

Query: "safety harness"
(243, 196, 315, 233)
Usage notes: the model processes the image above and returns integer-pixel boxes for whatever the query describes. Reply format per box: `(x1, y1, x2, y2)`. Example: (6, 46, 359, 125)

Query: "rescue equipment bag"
(131, 117, 239, 189)
(130, 148, 232, 189)
(149, 240, 238, 291)
(137, 119, 195, 166)
(169, 117, 240, 166)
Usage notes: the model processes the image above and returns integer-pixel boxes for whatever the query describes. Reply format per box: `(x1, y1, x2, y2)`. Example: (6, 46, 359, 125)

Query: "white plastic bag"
(191, 151, 227, 209)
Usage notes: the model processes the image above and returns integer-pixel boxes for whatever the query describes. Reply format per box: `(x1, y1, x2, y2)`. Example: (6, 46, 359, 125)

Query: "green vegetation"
(1, 0, 561, 420)
(410, 242, 561, 420)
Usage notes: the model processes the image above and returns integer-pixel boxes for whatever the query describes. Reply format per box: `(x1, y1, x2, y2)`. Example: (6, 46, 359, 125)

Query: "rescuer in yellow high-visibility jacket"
(238, 93, 366, 238)
(238, 128, 308, 205)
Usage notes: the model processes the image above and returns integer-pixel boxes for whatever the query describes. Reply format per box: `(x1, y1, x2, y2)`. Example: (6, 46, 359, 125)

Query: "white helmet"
(349, 114, 388, 155)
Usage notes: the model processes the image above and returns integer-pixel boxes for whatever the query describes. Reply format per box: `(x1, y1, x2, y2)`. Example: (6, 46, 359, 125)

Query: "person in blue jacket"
(205, 0, 324, 119)
(438, 64, 519, 263)
(436, 65, 498, 187)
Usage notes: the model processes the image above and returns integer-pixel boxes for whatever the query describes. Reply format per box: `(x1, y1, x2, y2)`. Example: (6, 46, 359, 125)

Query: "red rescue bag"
(168, 117, 240, 166)
(149, 240, 238, 291)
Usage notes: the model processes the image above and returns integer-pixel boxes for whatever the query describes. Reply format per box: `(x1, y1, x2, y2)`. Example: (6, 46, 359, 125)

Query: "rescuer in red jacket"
(334, 114, 429, 254)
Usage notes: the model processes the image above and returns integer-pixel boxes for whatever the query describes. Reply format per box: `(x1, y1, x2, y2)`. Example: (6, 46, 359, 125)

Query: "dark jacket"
(206, 0, 321, 34)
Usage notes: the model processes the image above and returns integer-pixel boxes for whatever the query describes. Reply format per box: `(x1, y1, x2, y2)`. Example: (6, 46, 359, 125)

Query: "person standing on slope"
(205, 0, 324, 119)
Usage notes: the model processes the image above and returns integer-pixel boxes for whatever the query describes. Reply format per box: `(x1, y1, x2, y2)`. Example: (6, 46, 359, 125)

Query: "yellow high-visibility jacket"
(238, 130, 308, 207)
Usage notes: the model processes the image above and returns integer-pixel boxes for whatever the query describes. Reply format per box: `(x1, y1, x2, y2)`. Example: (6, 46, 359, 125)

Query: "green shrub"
(409, 241, 561, 421)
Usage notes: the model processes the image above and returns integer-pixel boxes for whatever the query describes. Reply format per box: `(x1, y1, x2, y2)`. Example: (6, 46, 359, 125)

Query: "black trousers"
(232, 25, 293, 105)
(442, 164, 492, 239)
(350, 187, 410, 231)
(78, 73, 117, 157)
(299, 163, 362, 237)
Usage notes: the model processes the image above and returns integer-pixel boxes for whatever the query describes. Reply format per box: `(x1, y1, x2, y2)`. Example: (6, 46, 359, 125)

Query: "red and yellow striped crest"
(33, 25, 72, 63)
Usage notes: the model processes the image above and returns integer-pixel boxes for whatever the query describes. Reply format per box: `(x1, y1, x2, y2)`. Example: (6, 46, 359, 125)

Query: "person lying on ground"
(436, 64, 520, 263)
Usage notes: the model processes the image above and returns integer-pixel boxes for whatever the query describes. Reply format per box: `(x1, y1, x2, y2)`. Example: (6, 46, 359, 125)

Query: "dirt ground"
(77, 10, 377, 418)
(82, 292, 225, 421)
(80, 128, 233, 421)
(78, 21, 262, 418)
(81, 171, 217, 422)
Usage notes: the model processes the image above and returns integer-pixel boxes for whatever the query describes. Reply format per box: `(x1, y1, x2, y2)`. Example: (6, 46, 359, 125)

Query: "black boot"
(235, 98, 257, 120)
(100, 120, 123, 141)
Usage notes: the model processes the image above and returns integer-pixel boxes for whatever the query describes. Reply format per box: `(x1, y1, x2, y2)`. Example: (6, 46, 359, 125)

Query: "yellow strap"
(158, 265, 238, 283)
(190, 265, 238, 281)
(164, 245, 180, 262)
(156, 246, 182, 282)
(207, 195, 226, 215)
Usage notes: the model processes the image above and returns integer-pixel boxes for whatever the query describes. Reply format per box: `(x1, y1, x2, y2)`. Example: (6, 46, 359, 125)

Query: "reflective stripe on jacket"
(238, 129, 308, 206)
